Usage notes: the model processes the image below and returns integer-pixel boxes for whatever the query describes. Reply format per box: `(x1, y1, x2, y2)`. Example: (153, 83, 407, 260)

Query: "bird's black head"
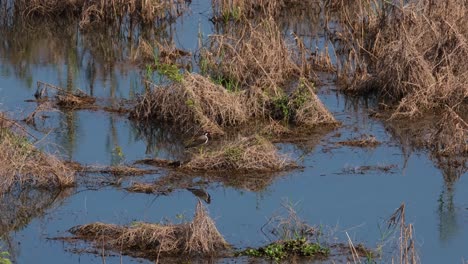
(204, 131, 211, 137)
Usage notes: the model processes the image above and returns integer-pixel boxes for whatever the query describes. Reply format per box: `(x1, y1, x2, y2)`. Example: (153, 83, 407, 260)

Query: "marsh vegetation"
(0, 0, 466, 263)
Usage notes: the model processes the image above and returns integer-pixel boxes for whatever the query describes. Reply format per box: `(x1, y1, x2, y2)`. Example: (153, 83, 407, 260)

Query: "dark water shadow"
(0, 187, 73, 261)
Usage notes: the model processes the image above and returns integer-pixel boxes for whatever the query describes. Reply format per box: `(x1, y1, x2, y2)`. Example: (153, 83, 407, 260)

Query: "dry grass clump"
(260, 119, 292, 139)
(333, 0, 468, 120)
(34, 81, 96, 110)
(135, 38, 191, 68)
(200, 18, 337, 127)
(290, 81, 338, 128)
(69, 201, 229, 259)
(13, 0, 188, 28)
(0, 113, 74, 193)
(183, 135, 297, 172)
(13, 0, 82, 18)
(131, 72, 247, 135)
(125, 182, 160, 194)
(202, 17, 299, 101)
(259, 81, 338, 131)
(55, 91, 96, 110)
(80, 0, 186, 27)
(211, 0, 311, 19)
(429, 107, 468, 157)
(131, 18, 337, 135)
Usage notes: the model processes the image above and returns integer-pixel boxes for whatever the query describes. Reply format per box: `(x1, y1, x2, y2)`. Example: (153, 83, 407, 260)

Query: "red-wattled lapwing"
(186, 187, 211, 204)
(185, 132, 210, 149)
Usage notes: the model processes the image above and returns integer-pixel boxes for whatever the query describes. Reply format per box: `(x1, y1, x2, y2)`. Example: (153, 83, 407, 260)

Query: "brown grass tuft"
(183, 135, 297, 172)
(291, 81, 339, 128)
(69, 201, 229, 258)
(55, 91, 96, 110)
(12, 0, 188, 28)
(131, 72, 247, 135)
(134, 38, 191, 68)
(333, 0, 468, 119)
(131, 17, 337, 136)
(125, 182, 160, 194)
(202, 17, 299, 100)
(429, 107, 468, 157)
(0, 113, 74, 194)
(211, 0, 310, 19)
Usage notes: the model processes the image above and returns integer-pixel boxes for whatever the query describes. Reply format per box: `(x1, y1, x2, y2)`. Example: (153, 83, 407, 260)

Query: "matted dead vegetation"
(202, 17, 300, 99)
(331, 0, 468, 118)
(291, 81, 338, 128)
(183, 135, 297, 172)
(340, 164, 397, 175)
(10, 0, 188, 28)
(327, 0, 468, 160)
(67, 201, 229, 259)
(131, 74, 337, 137)
(79, 165, 158, 177)
(125, 182, 161, 194)
(35, 81, 96, 110)
(131, 72, 247, 135)
(24, 81, 132, 124)
(337, 134, 380, 148)
(201, 17, 337, 125)
(134, 38, 192, 70)
(132, 18, 338, 137)
(211, 0, 315, 20)
(0, 113, 75, 194)
(429, 107, 468, 157)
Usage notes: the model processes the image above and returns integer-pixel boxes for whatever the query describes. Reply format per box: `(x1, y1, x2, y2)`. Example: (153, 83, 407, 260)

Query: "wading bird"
(185, 132, 210, 148)
(186, 187, 211, 204)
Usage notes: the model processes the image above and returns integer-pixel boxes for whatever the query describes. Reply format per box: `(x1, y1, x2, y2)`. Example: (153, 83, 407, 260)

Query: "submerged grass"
(0, 113, 74, 194)
(68, 201, 229, 259)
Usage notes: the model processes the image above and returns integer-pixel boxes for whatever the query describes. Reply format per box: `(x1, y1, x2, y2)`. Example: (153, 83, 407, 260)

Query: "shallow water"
(0, 1, 467, 264)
